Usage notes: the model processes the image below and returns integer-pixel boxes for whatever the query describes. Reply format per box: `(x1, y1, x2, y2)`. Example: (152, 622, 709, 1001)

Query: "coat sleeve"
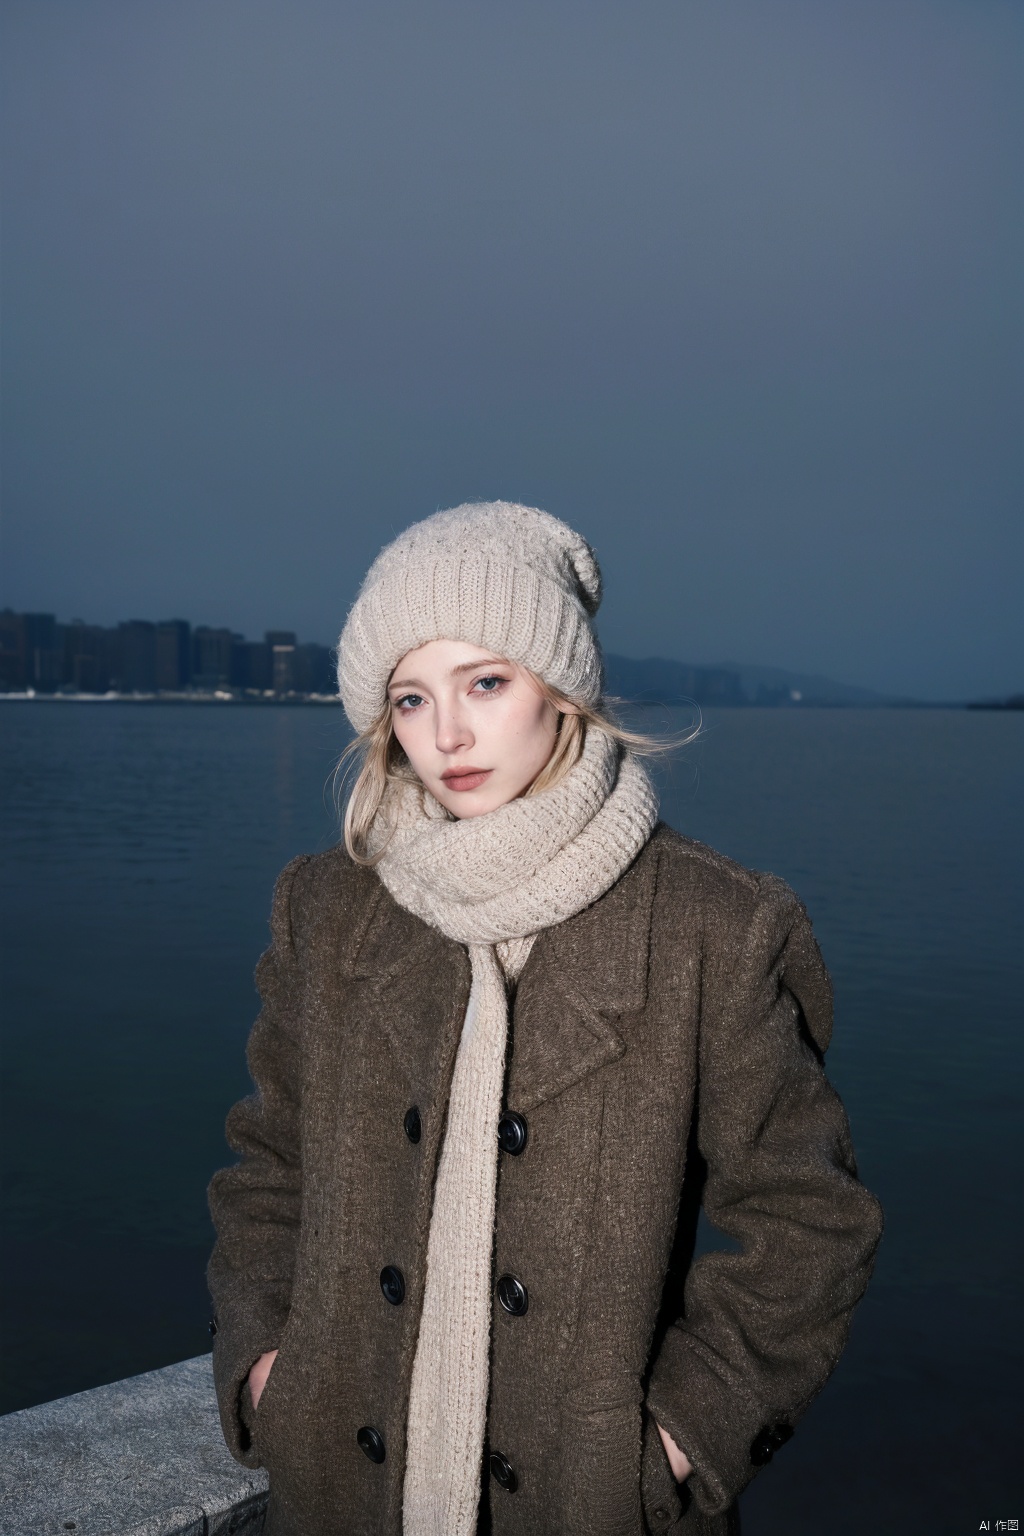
(206, 853, 311, 1466)
(645, 876, 884, 1516)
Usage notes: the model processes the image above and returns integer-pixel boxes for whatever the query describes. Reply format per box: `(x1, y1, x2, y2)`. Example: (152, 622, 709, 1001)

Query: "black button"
(489, 1452, 517, 1492)
(380, 1266, 406, 1305)
(750, 1421, 792, 1466)
(496, 1274, 528, 1315)
(404, 1106, 421, 1144)
(357, 1425, 386, 1463)
(497, 1110, 528, 1155)
(207, 1317, 218, 1337)
(750, 1430, 773, 1466)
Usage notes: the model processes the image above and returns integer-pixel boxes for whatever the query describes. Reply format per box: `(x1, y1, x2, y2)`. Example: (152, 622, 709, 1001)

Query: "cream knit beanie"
(336, 500, 604, 733)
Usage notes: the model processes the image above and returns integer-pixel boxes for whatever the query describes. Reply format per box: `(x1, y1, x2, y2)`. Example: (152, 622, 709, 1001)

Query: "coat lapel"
(350, 874, 460, 983)
(349, 875, 472, 1099)
(348, 836, 659, 1113)
(508, 839, 659, 1112)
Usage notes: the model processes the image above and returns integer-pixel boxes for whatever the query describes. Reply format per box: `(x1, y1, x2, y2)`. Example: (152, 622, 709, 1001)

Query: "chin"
(443, 796, 498, 820)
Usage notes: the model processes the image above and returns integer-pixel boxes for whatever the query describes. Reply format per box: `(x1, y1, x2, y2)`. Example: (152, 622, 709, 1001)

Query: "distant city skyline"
(5, 603, 1019, 707)
(0, 607, 335, 696)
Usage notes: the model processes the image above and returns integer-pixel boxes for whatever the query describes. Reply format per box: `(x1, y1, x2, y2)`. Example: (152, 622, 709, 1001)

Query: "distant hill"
(603, 654, 899, 707)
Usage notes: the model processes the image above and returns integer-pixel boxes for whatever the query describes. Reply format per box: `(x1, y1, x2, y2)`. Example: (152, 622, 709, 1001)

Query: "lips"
(440, 768, 493, 792)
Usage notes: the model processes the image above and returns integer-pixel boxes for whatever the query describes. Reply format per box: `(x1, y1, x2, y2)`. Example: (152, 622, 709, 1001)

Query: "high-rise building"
(192, 627, 236, 688)
(155, 621, 192, 690)
(0, 609, 26, 689)
(10, 613, 65, 691)
(293, 643, 335, 695)
(116, 621, 158, 692)
(64, 621, 114, 692)
(266, 631, 298, 693)
(234, 640, 272, 691)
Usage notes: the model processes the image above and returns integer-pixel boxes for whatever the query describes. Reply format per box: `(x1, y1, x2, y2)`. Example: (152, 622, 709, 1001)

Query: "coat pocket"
(250, 1328, 294, 1465)
(560, 1387, 645, 1536)
(639, 1408, 684, 1532)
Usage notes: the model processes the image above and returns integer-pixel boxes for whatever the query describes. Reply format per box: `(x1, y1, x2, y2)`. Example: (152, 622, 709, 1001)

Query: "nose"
(434, 698, 474, 756)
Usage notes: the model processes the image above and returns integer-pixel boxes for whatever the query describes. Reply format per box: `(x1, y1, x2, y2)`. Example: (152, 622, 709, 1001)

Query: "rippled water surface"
(1, 703, 1020, 1534)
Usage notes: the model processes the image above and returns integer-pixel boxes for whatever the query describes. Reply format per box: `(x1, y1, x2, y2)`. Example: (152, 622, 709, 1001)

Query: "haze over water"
(1, 702, 1019, 1533)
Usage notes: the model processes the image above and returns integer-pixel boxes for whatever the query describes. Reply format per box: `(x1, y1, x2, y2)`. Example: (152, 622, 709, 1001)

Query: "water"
(1, 703, 1020, 1534)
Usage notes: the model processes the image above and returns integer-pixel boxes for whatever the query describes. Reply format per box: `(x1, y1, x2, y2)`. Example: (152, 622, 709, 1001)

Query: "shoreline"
(0, 689, 342, 705)
(1, 691, 1014, 710)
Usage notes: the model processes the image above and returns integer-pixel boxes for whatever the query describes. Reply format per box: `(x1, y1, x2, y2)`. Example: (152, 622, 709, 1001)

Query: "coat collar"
(508, 836, 659, 1110)
(350, 871, 460, 983)
(347, 878, 470, 1105)
(349, 832, 661, 1111)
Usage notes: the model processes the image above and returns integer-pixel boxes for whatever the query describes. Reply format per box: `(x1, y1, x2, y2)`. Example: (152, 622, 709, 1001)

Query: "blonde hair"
(334, 668, 697, 866)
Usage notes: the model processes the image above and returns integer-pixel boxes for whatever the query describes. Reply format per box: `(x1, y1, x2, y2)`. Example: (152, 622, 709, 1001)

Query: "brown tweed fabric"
(207, 824, 883, 1535)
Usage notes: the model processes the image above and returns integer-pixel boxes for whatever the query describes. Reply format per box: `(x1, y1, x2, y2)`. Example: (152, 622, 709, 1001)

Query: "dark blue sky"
(2, 0, 1021, 699)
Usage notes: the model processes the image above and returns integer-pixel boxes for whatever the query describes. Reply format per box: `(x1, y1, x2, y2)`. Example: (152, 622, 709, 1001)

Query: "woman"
(207, 500, 883, 1536)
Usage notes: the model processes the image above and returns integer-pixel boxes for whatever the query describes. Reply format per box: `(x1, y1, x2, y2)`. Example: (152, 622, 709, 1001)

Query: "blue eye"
(475, 675, 504, 693)
(396, 693, 424, 710)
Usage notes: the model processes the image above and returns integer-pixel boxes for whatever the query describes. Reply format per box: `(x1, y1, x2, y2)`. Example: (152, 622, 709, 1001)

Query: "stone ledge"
(0, 1355, 268, 1536)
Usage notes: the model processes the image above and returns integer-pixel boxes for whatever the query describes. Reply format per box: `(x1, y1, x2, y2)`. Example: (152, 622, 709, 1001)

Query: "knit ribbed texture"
(336, 502, 604, 734)
(372, 727, 659, 1536)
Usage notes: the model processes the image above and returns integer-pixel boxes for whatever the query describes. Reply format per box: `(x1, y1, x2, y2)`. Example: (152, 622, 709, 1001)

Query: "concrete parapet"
(0, 1355, 267, 1536)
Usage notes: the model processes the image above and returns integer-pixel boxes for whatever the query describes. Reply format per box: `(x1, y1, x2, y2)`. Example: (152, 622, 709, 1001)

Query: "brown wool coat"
(207, 823, 883, 1536)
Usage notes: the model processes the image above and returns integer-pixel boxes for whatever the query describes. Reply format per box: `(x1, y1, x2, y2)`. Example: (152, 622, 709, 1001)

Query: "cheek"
(389, 712, 424, 764)
(501, 696, 558, 765)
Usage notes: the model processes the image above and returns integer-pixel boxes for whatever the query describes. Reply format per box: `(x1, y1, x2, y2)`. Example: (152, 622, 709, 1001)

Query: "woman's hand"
(656, 1421, 693, 1482)
(247, 1348, 279, 1409)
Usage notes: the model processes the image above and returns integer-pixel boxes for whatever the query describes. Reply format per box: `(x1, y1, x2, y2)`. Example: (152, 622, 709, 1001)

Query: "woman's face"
(386, 639, 563, 819)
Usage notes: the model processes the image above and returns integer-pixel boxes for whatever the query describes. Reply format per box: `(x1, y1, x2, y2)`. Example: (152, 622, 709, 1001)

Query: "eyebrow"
(387, 657, 510, 693)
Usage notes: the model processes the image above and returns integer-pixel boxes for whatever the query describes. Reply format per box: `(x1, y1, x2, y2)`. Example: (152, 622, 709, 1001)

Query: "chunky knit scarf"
(370, 726, 659, 1536)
